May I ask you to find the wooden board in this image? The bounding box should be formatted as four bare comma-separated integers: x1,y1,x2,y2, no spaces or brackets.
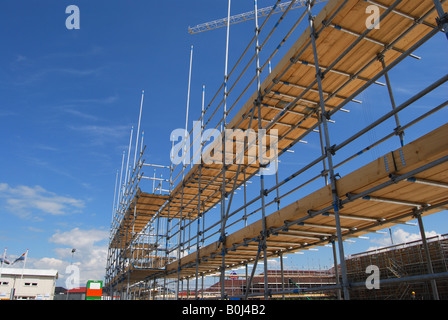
156,0,444,223
110,190,169,249
165,123,448,279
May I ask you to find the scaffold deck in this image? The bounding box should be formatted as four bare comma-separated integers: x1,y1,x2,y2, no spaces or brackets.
166,122,448,279
157,0,444,221
110,190,169,249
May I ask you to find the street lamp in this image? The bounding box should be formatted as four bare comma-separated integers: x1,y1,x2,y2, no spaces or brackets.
66,249,76,300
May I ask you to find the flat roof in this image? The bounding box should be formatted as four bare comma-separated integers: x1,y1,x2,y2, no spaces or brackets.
0,268,58,278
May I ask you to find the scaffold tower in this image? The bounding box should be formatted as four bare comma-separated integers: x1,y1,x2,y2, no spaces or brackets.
105,0,448,300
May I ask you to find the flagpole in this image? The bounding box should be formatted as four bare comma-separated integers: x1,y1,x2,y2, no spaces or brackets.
21,249,28,279
0,248,6,278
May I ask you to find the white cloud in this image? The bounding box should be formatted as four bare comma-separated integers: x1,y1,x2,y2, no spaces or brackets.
68,124,129,146
27,226,44,233
50,227,108,250
15,55,27,63
68,95,118,105
3,225,107,288
0,183,84,218
48,228,109,286
367,227,440,251
9,67,104,86
33,257,66,270
393,228,439,243
25,228,109,287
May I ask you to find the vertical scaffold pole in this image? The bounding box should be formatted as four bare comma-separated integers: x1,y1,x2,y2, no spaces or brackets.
154,207,162,298
331,240,342,300
111,170,119,222
220,0,232,300
117,151,126,211
185,45,194,155
124,126,134,193
280,252,285,300
140,131,144,156
134,90,145,168
415,211,440,300
195,164,202,299
176,183,185,300
164,139,175,300
254,0,269,300
318,117,329,186
243,172,249,293
201,85,206,130
195,84,206,300
306,0,350,300
176,44,195,300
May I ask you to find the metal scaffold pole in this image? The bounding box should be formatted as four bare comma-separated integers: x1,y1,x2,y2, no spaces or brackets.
254,0,270,300
220,0,232,300
176,184,184,299
134,90,145,168
195,164,202,299
306,0,350,300
415,211,440,300
378,55,405,147
194,84,206,300
124,126,134,195
331,240,342,300
164,140,175,300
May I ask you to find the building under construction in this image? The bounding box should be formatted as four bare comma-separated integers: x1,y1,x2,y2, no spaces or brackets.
105,0,448,300
113,234,448,300
346,233,448,300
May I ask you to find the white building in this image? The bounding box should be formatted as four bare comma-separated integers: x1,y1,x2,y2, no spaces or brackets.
0,268,58,300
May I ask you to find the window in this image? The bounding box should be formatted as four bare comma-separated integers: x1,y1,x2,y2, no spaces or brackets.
24,282,38,286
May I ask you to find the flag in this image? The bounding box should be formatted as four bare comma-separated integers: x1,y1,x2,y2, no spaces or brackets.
1,248,10,265
13,252,27,264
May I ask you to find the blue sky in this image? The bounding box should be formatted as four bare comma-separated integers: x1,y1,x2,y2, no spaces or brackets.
0,1,447,287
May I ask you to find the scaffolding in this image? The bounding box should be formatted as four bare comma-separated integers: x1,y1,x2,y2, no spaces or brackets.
186,269,338,299
105,0,448,300
346,234,448,299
